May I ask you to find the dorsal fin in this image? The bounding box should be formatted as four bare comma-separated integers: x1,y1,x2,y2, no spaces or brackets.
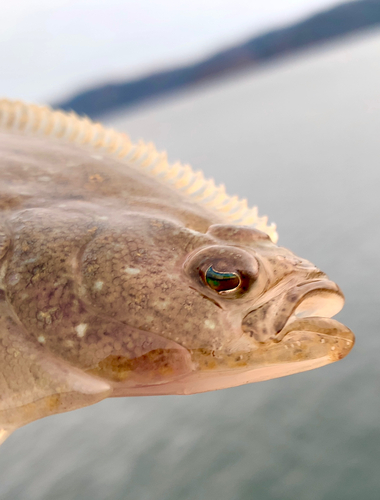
0,428,10,445
0,99,278,242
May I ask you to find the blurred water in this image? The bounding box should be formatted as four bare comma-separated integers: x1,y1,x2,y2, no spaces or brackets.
1,30,380,500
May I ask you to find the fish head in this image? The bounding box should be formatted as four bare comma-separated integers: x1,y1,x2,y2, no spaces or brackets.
77,216,354,395
178,223,354,393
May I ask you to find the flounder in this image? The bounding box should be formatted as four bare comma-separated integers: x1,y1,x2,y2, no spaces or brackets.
0,100,354,444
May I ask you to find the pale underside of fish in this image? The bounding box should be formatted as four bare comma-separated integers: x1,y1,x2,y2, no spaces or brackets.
0,100,354,444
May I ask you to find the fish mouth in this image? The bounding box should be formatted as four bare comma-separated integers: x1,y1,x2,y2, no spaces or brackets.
241,279,349,342
274,280,355,354
275,280,352,343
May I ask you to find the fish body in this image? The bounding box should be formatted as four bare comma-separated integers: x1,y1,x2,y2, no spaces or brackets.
0,100,354,439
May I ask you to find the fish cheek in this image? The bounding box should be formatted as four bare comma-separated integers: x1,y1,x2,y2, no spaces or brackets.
79,222,238,359
81,232,167,327
80,233,195,340
83,264,228,353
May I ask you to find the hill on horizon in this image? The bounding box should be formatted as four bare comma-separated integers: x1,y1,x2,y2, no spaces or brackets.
55,0,380,118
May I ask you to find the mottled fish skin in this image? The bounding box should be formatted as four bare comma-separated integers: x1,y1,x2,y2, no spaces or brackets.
0,100,354,440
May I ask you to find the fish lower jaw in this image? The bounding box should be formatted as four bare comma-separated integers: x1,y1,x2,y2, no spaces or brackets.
110,356,335,397
108,316,354,398
110,320,354,397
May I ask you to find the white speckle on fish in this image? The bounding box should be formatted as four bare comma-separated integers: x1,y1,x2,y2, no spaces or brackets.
94,281,104,291
75,324,88,338
125,267,140,275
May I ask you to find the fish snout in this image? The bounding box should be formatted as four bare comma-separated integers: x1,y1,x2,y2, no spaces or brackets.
241,280,345,343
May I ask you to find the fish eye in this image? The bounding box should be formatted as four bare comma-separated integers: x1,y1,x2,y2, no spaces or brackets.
184,245,260,299
205,266,240,293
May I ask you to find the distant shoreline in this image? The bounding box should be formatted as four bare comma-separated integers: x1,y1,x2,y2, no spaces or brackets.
54,0,380,118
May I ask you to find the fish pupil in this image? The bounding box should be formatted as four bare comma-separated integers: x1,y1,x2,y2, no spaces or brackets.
205,266,240,292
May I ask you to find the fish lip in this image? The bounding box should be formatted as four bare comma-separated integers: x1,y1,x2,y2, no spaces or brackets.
280,279,345,319
278,316,355,343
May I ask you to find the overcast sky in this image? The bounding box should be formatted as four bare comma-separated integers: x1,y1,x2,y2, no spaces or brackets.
2,0,352,103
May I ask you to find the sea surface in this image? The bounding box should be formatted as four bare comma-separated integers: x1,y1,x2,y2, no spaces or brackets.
1,30,380,500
